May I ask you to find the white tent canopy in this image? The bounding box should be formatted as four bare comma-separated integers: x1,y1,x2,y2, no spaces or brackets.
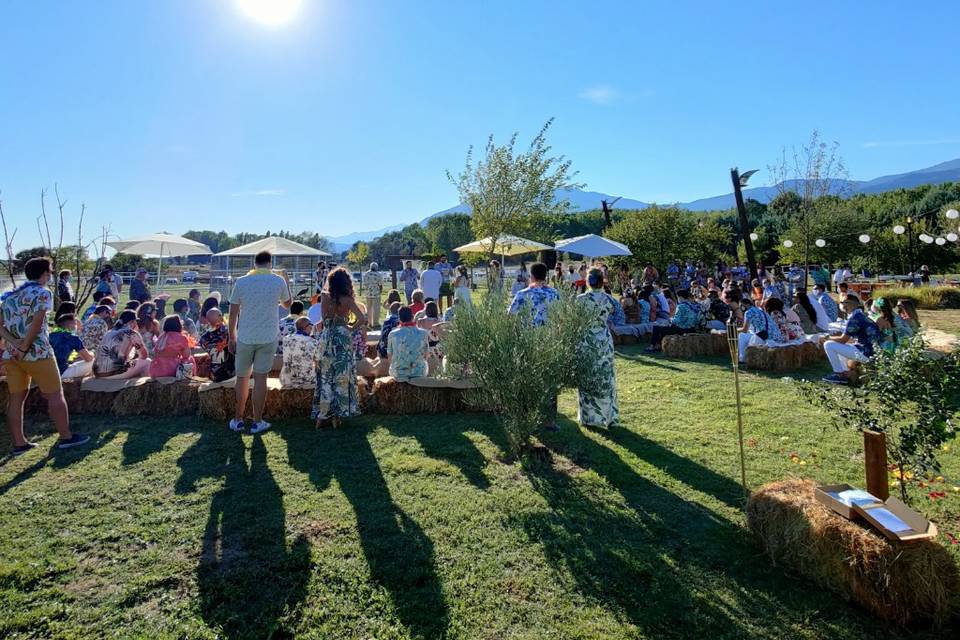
107,233,212,285
554,234,632,258
453,234,551,257
214,236,331,257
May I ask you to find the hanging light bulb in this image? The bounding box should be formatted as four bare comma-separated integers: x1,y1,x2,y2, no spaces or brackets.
947,232,959,242
749,232,759,241
935,237,946,246
893,225,906,235
946,208,959,220
815,238,826,248
919,234,934,244
783,239,794,248
858,234,871,244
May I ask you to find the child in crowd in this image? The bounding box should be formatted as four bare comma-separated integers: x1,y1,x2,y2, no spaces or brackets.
409,290,425,317
149,315,196,378
187,289,202,324
199,308,235,382
50,314,94,379
80,304,113,353
172,298,199,341
277,300,305,355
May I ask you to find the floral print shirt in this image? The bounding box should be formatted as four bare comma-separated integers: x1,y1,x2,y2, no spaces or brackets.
378,313,400,358
844,309,881,357
1,282,54,361
817,292,839,322
671,300,701,330
508,285,560,327
199,324,234,381
281,332,318,388
93,327,145,375
80,316,110,352
387,325,429,381
744,306,783,342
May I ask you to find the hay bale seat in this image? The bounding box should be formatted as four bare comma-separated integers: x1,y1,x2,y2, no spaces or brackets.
197,377,373,421
370,377,481,414
613,333,650,346
661,332,727,358
747,478,959,626
11,378,202,416
744,341,825,371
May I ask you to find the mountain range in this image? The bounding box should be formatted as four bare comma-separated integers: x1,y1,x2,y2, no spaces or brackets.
327,158,960,251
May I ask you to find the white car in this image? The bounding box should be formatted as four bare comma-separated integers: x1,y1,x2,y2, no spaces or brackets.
165,276,179,284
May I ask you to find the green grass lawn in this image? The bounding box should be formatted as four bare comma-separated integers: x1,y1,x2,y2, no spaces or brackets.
1,349,958,638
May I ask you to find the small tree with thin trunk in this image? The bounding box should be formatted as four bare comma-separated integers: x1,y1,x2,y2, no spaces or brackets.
447,119,583,261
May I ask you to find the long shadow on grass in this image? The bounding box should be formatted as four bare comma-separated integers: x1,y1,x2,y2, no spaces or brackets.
280,425,450,640
586,424,744,510
518,417,883,638
383,415,508,490
176,431,311,639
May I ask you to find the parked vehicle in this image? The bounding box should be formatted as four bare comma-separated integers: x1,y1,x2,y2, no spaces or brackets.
182,270,199,283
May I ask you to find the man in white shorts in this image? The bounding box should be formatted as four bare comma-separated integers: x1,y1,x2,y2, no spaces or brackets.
228,250,291,434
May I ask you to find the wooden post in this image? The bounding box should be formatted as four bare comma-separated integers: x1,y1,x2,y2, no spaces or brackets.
863,430,889,500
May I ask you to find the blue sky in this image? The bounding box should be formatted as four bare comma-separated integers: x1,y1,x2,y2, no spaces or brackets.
1,0,958,250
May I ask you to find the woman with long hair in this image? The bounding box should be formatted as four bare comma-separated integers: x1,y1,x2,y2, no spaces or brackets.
149,315,196,378
453,265,472,306
874,297,911,353
895,298,920,332
136,302,161,358
790,288,819,335
312,267,367,427
416,300,444,376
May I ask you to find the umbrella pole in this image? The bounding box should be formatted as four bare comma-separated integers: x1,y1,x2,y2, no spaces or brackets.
157,243,164,288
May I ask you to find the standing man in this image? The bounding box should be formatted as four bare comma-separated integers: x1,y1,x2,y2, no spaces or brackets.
129,267,152,303
314,261,328,296
1,257,90,455
362,261,383,328
508,262,561,430
436,254,454,312
419,261,442,305
57,269,73,303
227,251,291,435
101,264,122,300
399,260,419,304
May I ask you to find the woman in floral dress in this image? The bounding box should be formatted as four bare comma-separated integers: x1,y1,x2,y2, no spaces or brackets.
312,268,367,427
576,268,619,428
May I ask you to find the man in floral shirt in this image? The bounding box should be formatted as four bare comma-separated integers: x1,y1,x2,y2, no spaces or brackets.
80,304,112,352
280,317,318,388
508,262,560,327
362,262,384,328
0,257,90,455
508,263,561,430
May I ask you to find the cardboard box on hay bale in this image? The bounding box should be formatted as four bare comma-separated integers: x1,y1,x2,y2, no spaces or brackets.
747,478,957,627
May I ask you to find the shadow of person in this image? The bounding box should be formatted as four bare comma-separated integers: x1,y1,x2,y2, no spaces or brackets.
280,424,450,639
382,415,508,490
585,424,745,509
177,432,310,639
518,416,884,636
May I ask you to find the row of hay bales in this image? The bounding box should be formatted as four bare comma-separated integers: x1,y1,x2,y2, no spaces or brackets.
0,377,482,420
659,332,827,370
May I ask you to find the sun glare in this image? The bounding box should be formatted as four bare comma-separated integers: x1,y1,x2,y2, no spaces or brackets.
237,0,303,26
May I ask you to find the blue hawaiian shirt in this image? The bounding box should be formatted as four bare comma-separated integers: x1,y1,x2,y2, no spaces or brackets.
607,295,626,326
637,298,651,323
744,305,783,342
671,300,701,330
817,292,839,322
509,285,560,327
844,309,881,357
377,313,400,358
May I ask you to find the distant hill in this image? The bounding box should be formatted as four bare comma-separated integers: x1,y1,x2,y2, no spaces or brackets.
332,158,960,248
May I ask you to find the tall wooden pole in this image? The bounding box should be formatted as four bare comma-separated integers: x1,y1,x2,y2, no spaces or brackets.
864,430,889,500
731,168,759,283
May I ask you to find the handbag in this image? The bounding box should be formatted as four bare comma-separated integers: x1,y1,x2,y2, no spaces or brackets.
756,313,770,341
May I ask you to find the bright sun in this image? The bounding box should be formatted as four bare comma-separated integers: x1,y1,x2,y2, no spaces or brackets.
236,0,303,26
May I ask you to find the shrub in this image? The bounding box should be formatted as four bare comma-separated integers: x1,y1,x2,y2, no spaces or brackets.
442,288,601,455
872,286,960,310
798,335,960,501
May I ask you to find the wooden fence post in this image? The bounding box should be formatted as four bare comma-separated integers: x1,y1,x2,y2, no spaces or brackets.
863,430,889,500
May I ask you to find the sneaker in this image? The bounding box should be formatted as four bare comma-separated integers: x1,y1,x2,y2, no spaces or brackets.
249,420,272,435
822,373,849,385
56,434,91,450
228,419,245,433
12,442,38,456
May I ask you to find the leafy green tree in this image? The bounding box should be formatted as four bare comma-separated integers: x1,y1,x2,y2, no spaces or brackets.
447,119,582,259
347,242,371,268
425,213,473,259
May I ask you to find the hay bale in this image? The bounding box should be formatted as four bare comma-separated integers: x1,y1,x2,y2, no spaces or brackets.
198,384,233,421
744,342,825,371
357,376,374,413
112,380,201,416
662,332,727,358
371,377,475,414
747,478,959,626
193,353,211,379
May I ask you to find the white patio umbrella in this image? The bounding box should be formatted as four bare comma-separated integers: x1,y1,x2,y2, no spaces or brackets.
107,233,212,285
554,234,632,258
453,234,551,257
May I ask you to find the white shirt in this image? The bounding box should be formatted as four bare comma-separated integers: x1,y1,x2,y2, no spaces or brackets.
229,271,291,344
420,268,442,301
